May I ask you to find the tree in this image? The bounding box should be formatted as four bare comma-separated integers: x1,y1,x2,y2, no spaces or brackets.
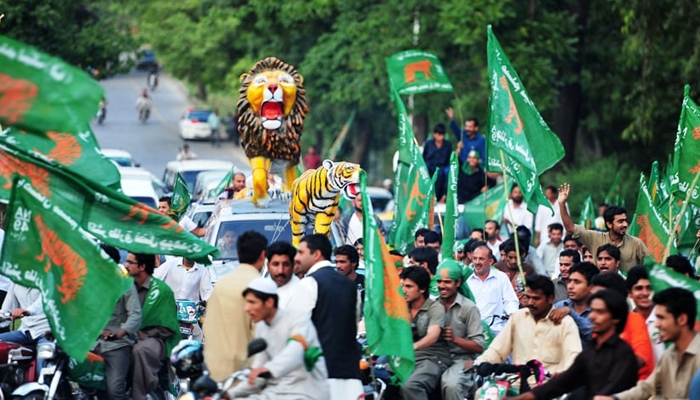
0,0,136,78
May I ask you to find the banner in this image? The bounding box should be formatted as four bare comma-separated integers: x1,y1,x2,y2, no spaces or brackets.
671,85,700,205
386,50,453,95
646,258,700,323
169,173,191,221
634,174,676,262
442,152,459,260
485,26,565,214
361,170,414,384
0,127,120,199
388,86,437,253
0,139,219,263
462,182,506,232
0,36,103,135
1,179,132,360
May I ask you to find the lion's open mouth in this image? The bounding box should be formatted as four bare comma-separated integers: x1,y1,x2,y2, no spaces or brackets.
261,100,283,130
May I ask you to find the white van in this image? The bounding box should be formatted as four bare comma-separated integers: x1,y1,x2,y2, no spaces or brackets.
118,167,167,208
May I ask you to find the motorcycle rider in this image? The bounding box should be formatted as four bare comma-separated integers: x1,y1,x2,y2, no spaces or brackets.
97,97,107,123
224,277,329,400
147,67,158,90
135,90,152,121
94,244,142,400
0,282,51,374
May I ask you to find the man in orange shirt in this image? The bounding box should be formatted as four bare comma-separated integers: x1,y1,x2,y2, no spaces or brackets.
589,272,654,380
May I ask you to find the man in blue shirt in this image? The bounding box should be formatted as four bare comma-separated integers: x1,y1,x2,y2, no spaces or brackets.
549,262,600,347
422,123,452,201
445,108,486,164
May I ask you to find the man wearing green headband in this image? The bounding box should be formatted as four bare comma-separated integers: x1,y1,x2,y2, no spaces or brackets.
436,260,485,400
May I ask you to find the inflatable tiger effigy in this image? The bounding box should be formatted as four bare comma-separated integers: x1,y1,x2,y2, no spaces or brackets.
237,57,308,207
289,159,361,246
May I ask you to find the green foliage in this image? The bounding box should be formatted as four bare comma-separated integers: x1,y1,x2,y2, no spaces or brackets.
541,158,640,217
0,0,136,78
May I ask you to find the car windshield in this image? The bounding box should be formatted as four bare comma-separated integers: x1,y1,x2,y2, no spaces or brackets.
191,210,212,228
110,157,133,167
215,219,292,260
187,111,211,121
130,196,156,208
181,171,201,194
370,197,392,212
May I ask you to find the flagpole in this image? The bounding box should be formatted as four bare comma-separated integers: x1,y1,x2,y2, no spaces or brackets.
499,150,527,288
664,168,700,261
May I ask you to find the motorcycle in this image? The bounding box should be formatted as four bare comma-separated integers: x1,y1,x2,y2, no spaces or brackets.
472,360,550,400
172,338,267,400
176,300,205,340
148,73,158,91
0,312,39,399
357,334,388,400
139,108,151,123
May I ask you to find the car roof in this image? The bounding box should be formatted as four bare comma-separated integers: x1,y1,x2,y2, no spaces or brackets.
118,166,156,180
213,198,290,219
365,186,393,199
101,148,133,158
165,159,234,172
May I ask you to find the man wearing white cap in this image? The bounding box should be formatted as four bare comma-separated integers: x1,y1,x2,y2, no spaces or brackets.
226,278,329,400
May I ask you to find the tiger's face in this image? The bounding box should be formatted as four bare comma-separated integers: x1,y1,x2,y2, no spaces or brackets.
324,160,361,200
245,70,298,131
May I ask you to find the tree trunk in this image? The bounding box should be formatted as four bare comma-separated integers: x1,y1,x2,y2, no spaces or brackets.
314,129,324,153
554,0,590,163
529,0,537,19
412,114,429,144
350,117,370,166
197,81,207,101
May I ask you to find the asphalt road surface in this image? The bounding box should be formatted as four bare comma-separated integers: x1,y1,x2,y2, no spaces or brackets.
92,70,248,180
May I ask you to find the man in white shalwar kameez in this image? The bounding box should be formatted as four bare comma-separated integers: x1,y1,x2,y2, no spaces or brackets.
227,278,329,400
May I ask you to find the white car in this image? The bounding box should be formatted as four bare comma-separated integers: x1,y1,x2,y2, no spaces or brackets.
162,159,235,193
179,108,213,140
118,167,167,208
101,148,139,167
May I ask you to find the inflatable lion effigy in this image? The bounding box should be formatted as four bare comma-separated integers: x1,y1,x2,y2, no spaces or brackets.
289,159,361,246
237,57,308,208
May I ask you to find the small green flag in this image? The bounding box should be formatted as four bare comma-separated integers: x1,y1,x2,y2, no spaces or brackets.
671,85,700,205
388,86,437,253
0,36,104,135
361,170,415,384
212,169,234,200
442,152,459,260
169,173,191,221
485,26,565,215
634,174,675,262
1,178,133,360
0,139,219,263
0,127,121,199
646,257,700,323
648,161,661,204
386,50,453,95
578,194,596,230
462,182,506,232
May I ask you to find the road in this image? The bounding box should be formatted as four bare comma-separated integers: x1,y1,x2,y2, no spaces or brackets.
92,70,248,179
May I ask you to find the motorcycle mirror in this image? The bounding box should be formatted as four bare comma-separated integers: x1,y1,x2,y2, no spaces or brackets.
247,338,267,357
192,375,218,394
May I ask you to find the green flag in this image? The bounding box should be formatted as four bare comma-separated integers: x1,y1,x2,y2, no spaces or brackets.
485,26,565,214
646,258,700,323
386,50,453,95
0,36,104,135
1,178,132,360
212,168,234,199
0,127,121,199
671,85,700,205
442,152,459,260
360,170,415,384
578,194,597,230
169,173,191,221
634,174,676,262
388,86,437,253
603,170,622,205
0,139,219,263
648,161,661,204
462,182,506,232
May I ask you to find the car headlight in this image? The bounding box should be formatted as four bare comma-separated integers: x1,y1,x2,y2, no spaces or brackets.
37,343,57,360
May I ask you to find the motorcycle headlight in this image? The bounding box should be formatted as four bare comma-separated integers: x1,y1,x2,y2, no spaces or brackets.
37,342,57,360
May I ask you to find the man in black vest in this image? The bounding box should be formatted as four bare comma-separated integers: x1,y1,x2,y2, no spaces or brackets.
293,234,363,400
